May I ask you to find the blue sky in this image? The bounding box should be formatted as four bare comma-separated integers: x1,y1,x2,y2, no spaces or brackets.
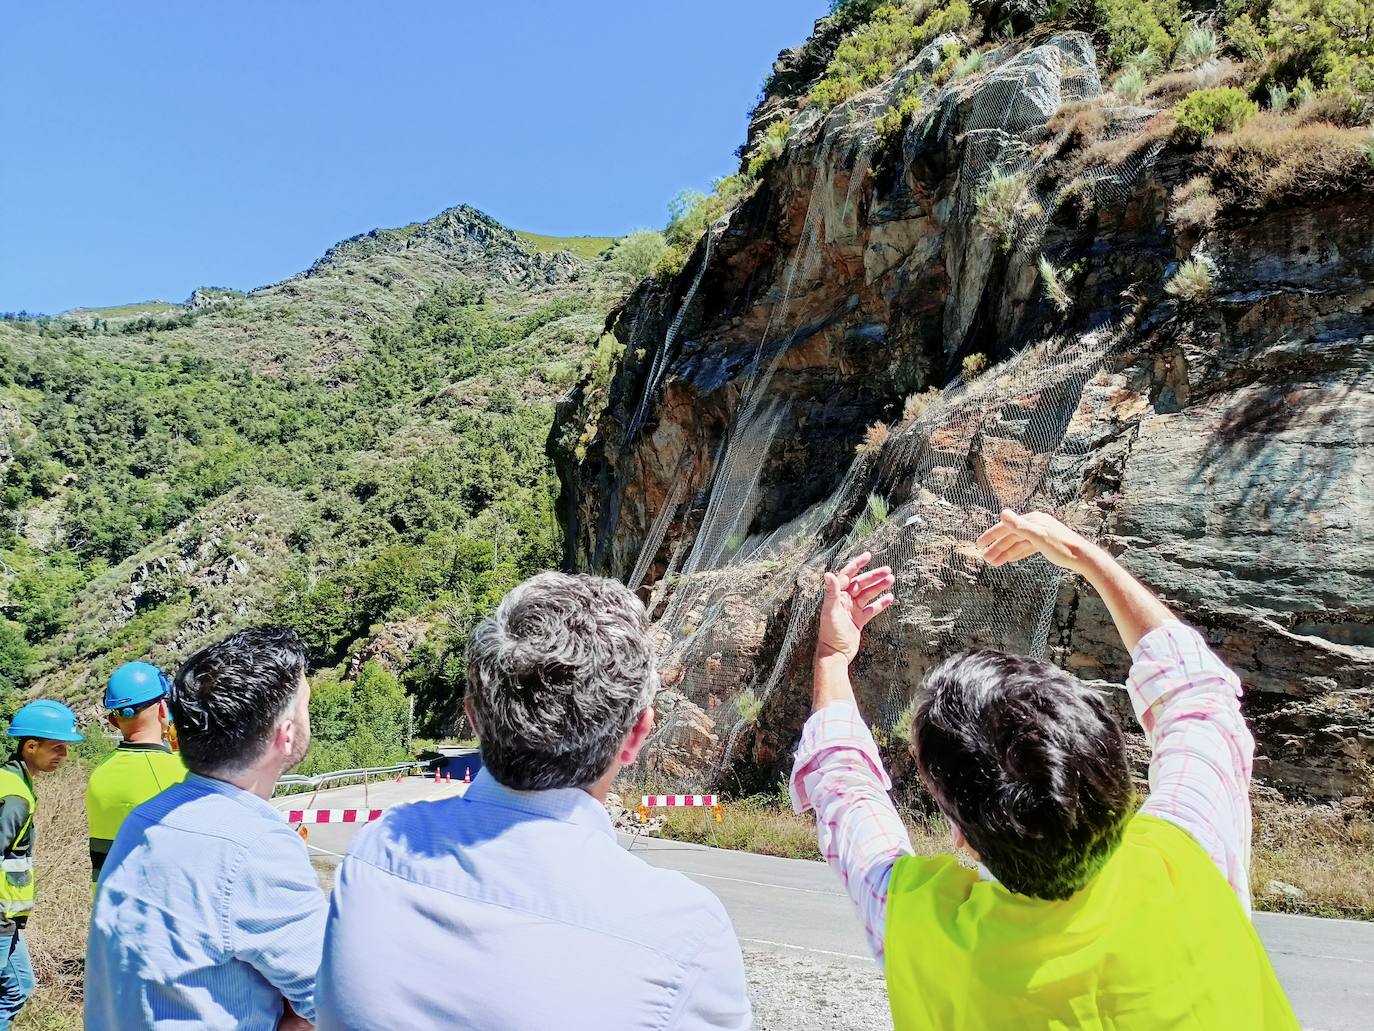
1,1,828,314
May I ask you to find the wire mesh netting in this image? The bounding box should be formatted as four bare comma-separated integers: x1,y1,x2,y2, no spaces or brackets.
623,38,1165,788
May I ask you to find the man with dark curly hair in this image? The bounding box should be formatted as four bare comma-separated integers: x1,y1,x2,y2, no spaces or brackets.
793,509,1299,1029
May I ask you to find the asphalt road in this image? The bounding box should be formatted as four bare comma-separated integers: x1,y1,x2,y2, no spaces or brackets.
278,778,1374,1031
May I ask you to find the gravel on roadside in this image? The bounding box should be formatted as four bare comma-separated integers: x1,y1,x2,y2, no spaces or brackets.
743,946,892,1031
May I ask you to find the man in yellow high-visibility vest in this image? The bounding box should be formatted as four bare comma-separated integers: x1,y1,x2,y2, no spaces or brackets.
0,699,82,1030
793,510,1299,1029
86,662,186,886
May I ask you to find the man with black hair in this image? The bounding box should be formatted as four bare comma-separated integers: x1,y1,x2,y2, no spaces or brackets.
792,510,1299,1029
85,627,325,1031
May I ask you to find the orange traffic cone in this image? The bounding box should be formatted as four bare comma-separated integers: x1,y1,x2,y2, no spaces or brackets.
464,767,471,784
445,771,452,783
434,769,440,783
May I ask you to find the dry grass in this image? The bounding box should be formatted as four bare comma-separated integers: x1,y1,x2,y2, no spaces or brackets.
1047,100,1110,147
1252,792,1374,921
1206,114,1374,209
901,387,942,425
656,793,952,863
1169,175,1221,230
15,762,88,1030
855,421,890,455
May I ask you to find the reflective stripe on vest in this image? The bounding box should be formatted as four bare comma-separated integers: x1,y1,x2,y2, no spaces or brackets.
884,813,1300,1030
0,768,36,921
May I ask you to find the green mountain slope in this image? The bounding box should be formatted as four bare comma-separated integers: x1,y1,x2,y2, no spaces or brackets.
0,206,629,737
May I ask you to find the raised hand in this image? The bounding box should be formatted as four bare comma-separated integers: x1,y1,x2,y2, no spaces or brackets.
976,509,1095,574
816,552,896,664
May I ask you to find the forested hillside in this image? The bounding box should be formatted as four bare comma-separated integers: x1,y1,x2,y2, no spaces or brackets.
0,207,648,765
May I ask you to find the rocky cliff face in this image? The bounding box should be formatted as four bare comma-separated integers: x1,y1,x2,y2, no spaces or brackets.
553,20,1373,799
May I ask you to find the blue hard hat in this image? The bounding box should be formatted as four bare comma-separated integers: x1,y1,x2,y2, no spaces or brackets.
7,700,84,743
104,661,170,714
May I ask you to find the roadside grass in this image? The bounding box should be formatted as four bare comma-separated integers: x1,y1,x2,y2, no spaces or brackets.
1252,793,1374,921
653,787,1374,922
646,786,953,863
16,762,88,1030
514,231,618,260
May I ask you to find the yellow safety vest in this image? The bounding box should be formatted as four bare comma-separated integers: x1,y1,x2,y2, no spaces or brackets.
885,813,1299,1030
86,742,187,885
0,764,36,925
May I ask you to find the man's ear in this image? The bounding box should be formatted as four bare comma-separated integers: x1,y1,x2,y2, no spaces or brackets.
107,712,120,731
463,696,480,736
618,707,655,767
274,714,296,758
158,699,169,722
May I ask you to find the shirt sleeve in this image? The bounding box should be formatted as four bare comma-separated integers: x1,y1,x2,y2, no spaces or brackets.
789,702,914,961
671,898,752,1031
1128,622,1255,911
226,827,329,1021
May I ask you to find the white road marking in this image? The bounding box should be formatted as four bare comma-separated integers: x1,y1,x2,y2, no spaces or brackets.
739,937,871,962
683,870,845,897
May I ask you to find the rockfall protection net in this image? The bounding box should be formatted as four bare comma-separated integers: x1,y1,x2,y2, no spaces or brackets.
623,41,1166,788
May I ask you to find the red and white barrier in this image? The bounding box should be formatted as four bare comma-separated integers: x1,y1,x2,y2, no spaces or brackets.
642,794,718,808
638,794,723,824
287,808,384,824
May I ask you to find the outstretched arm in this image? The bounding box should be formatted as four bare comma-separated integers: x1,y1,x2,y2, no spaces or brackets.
977,509,1173,651
979,510,1256,909
791,554,910,961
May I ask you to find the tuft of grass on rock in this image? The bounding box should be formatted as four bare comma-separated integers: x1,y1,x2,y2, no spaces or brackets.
1164,254,1218,301
1038,255,1074,314
973,168,1042,252
1113,66,1149,104
1169,175,1220,229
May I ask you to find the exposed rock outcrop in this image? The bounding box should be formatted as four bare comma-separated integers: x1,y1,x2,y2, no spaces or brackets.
553,23,1373,799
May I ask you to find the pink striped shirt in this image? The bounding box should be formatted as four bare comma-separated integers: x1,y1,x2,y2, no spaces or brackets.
789,622,1255,961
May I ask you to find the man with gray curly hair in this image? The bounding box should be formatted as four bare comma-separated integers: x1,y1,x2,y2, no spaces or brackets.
317,572,752,1030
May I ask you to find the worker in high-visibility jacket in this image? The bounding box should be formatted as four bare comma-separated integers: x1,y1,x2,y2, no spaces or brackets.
86,662,186,886
0,699,82,1030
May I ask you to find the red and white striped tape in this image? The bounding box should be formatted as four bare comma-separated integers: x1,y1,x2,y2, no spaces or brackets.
641,794,718,809
287,808,384,824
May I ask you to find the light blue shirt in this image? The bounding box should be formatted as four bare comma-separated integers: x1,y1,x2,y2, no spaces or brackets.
317,771,752,1030
85,773,327,1031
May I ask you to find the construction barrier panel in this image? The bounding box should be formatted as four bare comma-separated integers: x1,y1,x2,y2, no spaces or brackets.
287,808,385,824
639,794,723,823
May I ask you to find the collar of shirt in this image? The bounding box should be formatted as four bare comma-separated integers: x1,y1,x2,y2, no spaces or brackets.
462,769,615,842
117,740,173,753
182,772,284,822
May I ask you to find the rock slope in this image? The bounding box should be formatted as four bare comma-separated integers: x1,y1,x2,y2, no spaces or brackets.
553,18,1373,799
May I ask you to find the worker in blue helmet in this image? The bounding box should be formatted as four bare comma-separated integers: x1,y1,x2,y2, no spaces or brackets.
0,699,82,1029
86,663,186,887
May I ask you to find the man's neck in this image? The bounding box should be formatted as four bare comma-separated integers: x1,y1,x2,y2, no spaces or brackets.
122,725,164,746
584,763,618,804
204,760,284,801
